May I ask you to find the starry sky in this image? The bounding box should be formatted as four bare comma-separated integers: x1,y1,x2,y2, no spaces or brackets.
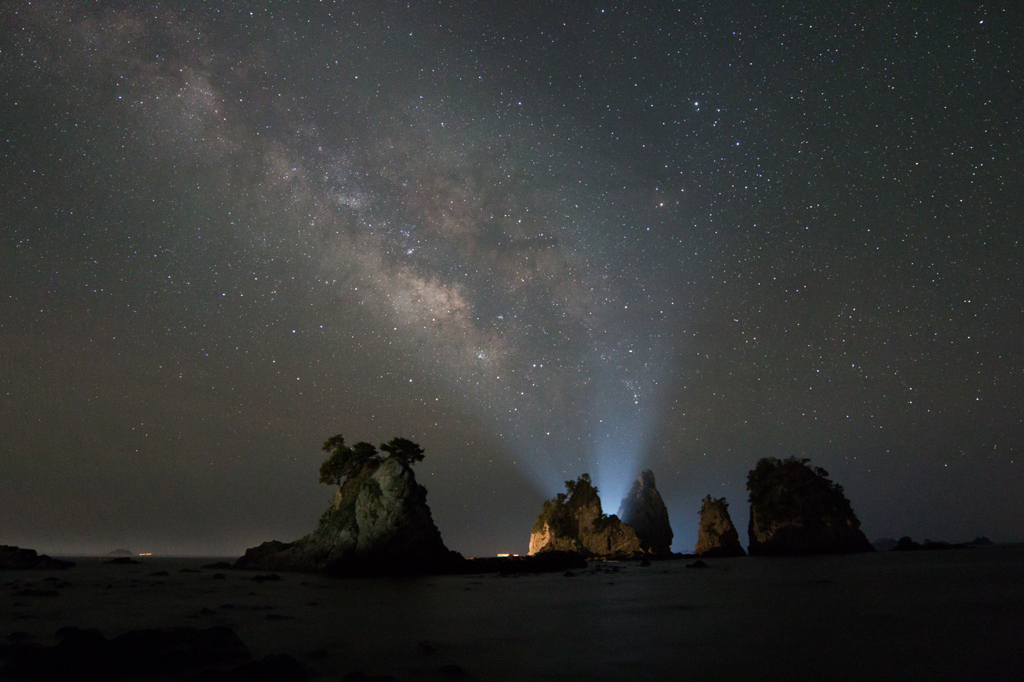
2,1,1021,557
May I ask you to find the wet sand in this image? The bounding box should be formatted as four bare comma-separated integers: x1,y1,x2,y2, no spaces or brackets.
3,547,1023,680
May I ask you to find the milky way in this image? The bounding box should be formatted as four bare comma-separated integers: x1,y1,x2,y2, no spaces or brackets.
2,2,1021,556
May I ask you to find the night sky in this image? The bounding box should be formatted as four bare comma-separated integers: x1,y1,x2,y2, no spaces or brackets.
2,1,1021,557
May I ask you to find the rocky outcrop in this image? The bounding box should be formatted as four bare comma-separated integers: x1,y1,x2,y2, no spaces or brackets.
236,456,461,575
0,545,75,570
746,457,873,556
694,496,745,557
529,474,642,558
617,470,674,555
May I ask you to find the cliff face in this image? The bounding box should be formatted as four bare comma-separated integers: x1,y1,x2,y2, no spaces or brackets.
529,474,642,558
236,456,458,575
694,496,745,557
746,457,873,556
617,470,674,555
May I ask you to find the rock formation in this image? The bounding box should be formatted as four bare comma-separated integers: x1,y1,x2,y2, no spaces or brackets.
694,496,746,557
529,474,642,558
617,470,674,555
236,451,460,575
0,545,75,570
746,457,873,555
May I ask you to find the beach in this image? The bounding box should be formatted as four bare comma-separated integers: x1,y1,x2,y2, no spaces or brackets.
3,547,1023,680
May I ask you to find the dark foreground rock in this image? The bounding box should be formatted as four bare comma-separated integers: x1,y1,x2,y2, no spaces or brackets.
0,546,74,570
746,457,873,556
617,470,674,556
694,496,746,557
529,474,642,559
235,455,462,576
0,626,303,681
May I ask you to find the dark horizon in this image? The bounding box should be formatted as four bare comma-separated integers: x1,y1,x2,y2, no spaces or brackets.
2,1,1021,559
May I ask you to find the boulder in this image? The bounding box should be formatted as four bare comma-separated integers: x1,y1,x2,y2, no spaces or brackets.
746,457,873,556
529,474,642,558
694,496,745,557
235,456,461,575
0,545,75,570
617,470,674,555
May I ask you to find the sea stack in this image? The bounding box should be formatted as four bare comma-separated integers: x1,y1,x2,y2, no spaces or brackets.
236,439,460,575
529,474,642,558
617,470,674,555
693,496,745,557
746,457,873,556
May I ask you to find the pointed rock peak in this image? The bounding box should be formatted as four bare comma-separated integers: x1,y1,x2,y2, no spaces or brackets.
694,495,745,557
617,469,674,556
637,469,657,488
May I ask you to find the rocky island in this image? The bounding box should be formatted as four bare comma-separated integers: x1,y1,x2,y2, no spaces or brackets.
236,436,462,576
694,496,745,557
529,474,643,558
746,457,873,555
617,470,674,556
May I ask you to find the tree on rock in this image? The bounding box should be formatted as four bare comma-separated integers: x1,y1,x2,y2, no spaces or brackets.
380,437,425,466
529,473,642,558
238,433,458,576
319,436,380,487
694,495,745,557
746,457,873,555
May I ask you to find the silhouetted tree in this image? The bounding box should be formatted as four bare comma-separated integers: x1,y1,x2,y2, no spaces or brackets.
532,473,604,535
380,437,425,466
564,473,593,496
319,435,379,486
351,441,379,463
746,456,856,525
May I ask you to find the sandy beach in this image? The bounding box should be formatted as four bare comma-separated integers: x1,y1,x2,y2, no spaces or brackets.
2,547,1022,680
